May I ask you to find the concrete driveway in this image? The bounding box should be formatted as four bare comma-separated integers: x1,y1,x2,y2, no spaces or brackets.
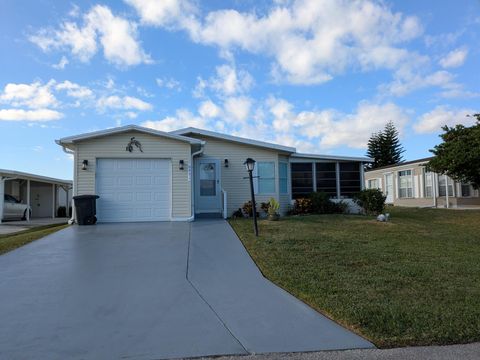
0,220,373,359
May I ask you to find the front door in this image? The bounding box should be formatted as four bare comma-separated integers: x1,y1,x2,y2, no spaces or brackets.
195,158,221,214
385,173,394,203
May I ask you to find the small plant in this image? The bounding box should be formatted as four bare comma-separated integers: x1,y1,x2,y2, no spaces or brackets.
353,189,386,215
242,200,259,217
309,192,338,214
232,208,243,218
260,202,270,214
267,197,280,221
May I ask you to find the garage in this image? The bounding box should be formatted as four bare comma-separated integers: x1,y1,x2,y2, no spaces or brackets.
95,158,172,222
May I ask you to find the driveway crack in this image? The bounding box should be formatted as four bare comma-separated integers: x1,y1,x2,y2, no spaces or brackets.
185,223,249,355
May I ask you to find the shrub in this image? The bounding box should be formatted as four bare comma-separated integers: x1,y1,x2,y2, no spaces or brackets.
292,197,313,215
309,192,339,214
232,208,244,218
353,189,386,215
242,200,259,217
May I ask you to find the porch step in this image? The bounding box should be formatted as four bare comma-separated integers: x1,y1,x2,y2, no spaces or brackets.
195,213,223,219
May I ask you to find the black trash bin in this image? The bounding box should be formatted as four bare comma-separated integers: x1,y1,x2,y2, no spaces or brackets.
73,195,99,225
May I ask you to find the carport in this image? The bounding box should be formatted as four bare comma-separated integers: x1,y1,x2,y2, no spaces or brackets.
0,169,72,223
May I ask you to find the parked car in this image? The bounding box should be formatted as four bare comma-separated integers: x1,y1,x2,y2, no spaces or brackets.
3,194,31,220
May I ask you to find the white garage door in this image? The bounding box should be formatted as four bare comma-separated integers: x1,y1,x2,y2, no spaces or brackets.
95,159,171,222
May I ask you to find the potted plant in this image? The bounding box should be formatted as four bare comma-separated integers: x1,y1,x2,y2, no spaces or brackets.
267,197,280,221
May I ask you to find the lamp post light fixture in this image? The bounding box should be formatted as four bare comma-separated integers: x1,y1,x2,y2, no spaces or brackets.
243,157,258,236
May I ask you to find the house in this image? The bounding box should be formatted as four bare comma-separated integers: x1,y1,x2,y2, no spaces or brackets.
0,169,72,223
56,125,371,223
364,157,480,208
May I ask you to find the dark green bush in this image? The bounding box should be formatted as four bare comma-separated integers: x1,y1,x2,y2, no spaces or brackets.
242,200,259,217
309,192,340,214
353,189,386,215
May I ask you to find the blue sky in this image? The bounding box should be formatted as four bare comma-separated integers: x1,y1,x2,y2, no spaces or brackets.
0,0,479,179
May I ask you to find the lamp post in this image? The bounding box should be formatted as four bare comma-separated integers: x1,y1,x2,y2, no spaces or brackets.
244,158,258,236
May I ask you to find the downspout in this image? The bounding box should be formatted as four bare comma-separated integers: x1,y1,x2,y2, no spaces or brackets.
188,143,205,222
59,142,76,224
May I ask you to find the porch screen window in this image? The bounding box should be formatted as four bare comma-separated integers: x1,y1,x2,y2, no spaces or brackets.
424,170,433,198
291,163,313,199
279,162,288,194
461,183,471,197
438,176,454,197
257,162,275,194
316,162,337,197
398,170,413,198
339,162,361,197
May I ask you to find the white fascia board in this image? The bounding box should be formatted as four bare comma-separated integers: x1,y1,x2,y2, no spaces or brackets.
57,125,204,145
171,127,296,153
0,169,72,186
292,152,373,162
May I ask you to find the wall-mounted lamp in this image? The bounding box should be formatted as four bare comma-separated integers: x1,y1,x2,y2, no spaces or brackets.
224,159,229,168
179,160,185,170
82,160,88,171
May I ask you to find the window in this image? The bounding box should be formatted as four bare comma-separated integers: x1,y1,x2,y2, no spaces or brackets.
423,170,433,198
339,162,361,197
438,176,454,197
398,170,413,198
368,179,379,189
279,162,288,194
291,163,313,199
461,183,471,197
316,162,337,197
257,162,275,194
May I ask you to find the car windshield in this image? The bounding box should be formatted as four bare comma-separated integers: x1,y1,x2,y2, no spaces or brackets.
4,194,19,203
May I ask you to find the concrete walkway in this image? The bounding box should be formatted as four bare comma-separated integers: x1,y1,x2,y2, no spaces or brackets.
0,220,372,359
198,342,480,360
0,217,69,234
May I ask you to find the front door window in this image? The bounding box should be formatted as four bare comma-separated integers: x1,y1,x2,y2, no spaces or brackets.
200,163,216,196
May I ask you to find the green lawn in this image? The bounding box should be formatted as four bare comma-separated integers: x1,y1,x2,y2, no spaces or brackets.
229,207,480,348
0,223,70,255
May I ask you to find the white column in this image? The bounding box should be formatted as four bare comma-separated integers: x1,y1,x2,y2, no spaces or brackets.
335,162,341,199
52,184,56,218
0,177,5,224
433,173,437,208
359,162,365,190
26,180,30,221
444,174,449,208
312,163,317,192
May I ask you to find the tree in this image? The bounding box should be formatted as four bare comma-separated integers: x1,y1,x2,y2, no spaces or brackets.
366,121,405,169
428,114,480,189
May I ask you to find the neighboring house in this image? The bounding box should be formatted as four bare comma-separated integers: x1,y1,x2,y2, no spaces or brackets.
0,169,72,223
56,125,371,223
365,157,480,208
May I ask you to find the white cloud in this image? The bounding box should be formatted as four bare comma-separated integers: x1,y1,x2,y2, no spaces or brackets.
182,0,422,84
30,5,151,67
56,80,93,99
0,108,63,121
142,108,208,132
414,106,475,134
198,100,221,118
52,56,69,70
156,77,181,91
224,96,252,122
96,95,153,111
0,80,58,109
124,0,196,27
439,47,468,68
194,64,253,97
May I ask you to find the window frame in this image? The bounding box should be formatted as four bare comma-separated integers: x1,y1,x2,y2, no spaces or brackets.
368,178,379,189
279,162,289,195
255,161,276,195
423,169,434,198
398,169,414,199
